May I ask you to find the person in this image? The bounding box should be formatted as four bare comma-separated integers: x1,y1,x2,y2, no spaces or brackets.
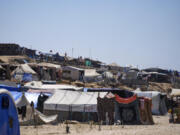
21,105,26,120
21,92,27,121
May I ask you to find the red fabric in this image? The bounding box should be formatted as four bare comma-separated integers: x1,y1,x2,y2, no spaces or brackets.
115,94,137,104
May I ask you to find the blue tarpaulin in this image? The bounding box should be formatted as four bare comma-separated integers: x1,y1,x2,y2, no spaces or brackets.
0,90,20,135
0,85,20,92
10,91,51,108
22,73,33,82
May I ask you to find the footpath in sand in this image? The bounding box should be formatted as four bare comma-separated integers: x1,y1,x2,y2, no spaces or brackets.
21,115,180,135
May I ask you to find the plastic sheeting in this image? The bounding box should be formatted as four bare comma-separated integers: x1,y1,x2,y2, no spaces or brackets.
25,81,83,91
10,91,51,108
0,89,20,135
0,85,20,92
44,90,107,112
15,93,29,108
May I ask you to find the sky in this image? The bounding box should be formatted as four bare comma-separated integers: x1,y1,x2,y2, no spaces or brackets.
0,0,180,70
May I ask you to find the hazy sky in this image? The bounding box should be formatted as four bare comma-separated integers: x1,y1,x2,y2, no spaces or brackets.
0,0,180,70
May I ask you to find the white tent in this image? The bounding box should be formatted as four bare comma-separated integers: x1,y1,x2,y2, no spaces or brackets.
62,66,84,81
44,90,107,112
134,90,167,115
83,69,101,82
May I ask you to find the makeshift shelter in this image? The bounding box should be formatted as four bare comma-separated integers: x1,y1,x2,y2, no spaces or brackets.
113,90,141,124
108,63,121,70
0,89,20,135
142,68,170,75
62,66,84,81
10,91,52,108
12,64,38,82
36,62,61,81
97,92,115,125
9,91,56,125
102,71,113,79
44,90,107,122
124,70,138,80
134,90,167,115
97,91,154,125
83,69,101,83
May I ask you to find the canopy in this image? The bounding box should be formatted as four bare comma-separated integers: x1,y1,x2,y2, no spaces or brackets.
44,90,107,112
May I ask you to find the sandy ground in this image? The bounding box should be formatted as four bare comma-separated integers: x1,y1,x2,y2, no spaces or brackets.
20,115,180,135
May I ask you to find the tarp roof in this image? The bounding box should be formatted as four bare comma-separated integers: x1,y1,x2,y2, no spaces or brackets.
44,90,107,112
62,66,84,71
38,63,61,69
84,69,100,77
25,81,83,91
12,64,36,74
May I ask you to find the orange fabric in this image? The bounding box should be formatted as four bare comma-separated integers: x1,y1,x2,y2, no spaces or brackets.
115,94,137,104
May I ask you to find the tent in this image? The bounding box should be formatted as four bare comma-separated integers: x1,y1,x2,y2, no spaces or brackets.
83,69,101,82
113,90,141,124
9,91,56,125
134,90,167,115
44,90,107,122
62,66,84,81
97,91,154,125
0,89,20,135
11,64,38,82
44,90,107,112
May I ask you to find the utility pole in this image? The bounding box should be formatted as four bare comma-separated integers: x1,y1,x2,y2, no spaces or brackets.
72,48,74,58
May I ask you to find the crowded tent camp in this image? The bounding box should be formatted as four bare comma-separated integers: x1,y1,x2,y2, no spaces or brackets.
0,43,180,135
